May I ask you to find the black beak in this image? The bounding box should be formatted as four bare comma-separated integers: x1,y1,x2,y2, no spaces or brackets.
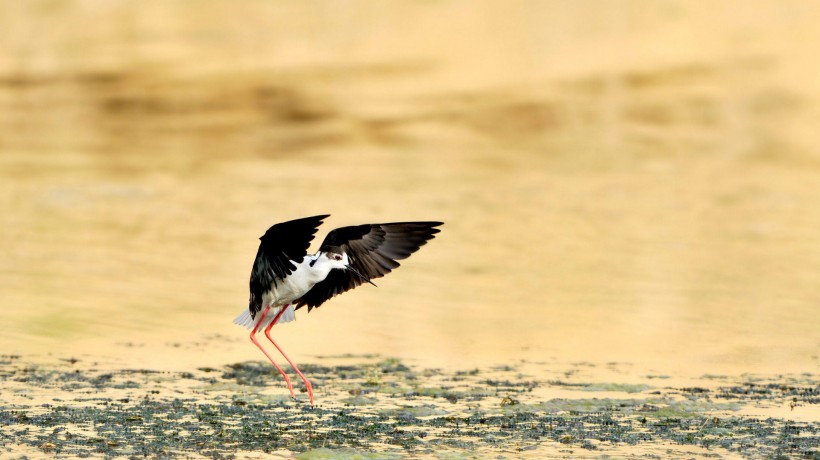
347,266,377,287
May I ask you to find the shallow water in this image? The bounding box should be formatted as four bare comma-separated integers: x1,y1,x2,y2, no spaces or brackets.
0,2,819,456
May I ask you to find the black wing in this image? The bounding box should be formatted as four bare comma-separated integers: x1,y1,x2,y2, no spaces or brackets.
249,215,330,318
295,221,443,311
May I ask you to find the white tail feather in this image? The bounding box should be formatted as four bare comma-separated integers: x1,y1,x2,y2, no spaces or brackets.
233,305,296,331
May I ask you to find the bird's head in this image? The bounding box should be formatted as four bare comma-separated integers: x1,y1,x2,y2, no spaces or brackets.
322,250,350,269
318,249,377,286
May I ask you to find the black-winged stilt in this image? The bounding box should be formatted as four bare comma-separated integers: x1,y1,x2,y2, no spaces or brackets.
234,215,442,404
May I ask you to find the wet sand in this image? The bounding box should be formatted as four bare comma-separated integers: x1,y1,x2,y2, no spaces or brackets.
2,351,817,459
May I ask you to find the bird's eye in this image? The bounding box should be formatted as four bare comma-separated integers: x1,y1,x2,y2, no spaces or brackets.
334,254,342,261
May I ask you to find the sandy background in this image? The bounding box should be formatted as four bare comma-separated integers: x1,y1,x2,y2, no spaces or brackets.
1,1,819,379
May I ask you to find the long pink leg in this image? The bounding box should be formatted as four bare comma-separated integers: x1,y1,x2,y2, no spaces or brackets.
250,306,296,399
264,305,314,405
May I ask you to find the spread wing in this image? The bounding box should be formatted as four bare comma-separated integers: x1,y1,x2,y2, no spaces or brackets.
295,221,443,311
249,214,329,318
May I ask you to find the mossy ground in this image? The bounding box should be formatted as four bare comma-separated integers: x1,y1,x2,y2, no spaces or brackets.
0,355,817,458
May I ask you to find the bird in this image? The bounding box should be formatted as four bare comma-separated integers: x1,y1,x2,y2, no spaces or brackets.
233,215,443,405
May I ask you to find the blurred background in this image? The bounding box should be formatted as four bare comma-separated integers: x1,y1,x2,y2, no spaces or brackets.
0,1,818,376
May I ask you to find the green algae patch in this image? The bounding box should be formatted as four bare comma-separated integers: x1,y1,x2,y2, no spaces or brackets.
647,399,743,419
578,382,653,393
548,380,653,393
378,404,449,418
298,447,403,459
341,395,379,406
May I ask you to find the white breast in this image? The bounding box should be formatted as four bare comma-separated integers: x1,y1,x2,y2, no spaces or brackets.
261,260,316,308
234,254,333,331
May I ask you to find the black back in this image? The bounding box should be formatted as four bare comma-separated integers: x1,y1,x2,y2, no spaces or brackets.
249,215,329,318
295,221,443,311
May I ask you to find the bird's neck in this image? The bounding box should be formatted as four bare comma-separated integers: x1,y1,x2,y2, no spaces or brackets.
301,254,337,283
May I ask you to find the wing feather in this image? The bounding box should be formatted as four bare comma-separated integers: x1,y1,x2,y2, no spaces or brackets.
249,215,329,318
295,221,442,311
